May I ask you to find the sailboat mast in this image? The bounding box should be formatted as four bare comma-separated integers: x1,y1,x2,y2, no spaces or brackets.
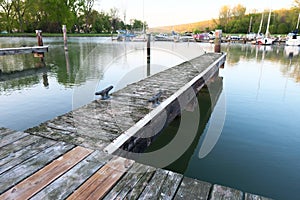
248,16,253,34
258,12,264,35
142,0,145,33
265,9,272,37
296,13,300,30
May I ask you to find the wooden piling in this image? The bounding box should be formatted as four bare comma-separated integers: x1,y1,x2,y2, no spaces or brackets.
35,30,44,61
35,30,43,46
214,30,222,53
147,34,151,63
62,25,68,51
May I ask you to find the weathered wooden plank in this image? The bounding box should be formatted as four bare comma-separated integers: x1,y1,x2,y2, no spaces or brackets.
210,184,243,200
0,146,92,200
0,128,15,137
0,130,28,148
138,168,169,199
0,46,48,56
0,135,41,160
174,177,211,200
158,171,183,200
0,137,57,174
0,142,74,194
245,193,273,200
31,150,112,200
123,165,156,199
103,163,155,200
67,157,134,200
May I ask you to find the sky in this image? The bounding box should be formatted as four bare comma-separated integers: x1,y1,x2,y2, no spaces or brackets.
94,0,296,27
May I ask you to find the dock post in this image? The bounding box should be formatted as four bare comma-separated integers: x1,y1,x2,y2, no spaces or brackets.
147,34,151,76
147,34,151,63
214,29,222,53
62,25,68,51
35,30,43,46
35,30,44,61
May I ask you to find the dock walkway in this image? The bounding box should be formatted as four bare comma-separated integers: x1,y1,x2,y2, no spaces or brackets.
0,128,271,200
0,52,272,199
0,46,48,56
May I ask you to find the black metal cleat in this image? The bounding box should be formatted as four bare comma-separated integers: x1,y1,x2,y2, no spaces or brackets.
148,91,162,107
95,85,113,100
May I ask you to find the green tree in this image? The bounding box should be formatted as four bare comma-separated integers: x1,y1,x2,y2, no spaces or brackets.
12,0,34,32
231,4,246,18
0,0,14,32
277,23,289,33
219,5,231,32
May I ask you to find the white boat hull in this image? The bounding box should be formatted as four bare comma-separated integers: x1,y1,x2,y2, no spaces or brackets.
256,37,274,45
286,35,300,46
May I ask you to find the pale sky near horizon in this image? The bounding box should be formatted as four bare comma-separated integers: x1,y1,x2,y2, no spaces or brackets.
95,0,296,27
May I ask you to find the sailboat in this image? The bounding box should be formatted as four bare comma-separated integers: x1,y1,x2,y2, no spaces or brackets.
286,13,300,46
256,10,275,45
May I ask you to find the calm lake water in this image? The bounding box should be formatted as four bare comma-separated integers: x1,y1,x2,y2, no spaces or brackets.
1,37,300,199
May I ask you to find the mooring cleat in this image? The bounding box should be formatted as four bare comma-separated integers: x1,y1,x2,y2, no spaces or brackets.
95,85,113,100
148,91,162,107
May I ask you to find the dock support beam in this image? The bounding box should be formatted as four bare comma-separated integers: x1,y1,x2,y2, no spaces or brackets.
214,30,222,53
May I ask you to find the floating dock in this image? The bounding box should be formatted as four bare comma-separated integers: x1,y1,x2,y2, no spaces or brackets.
0,52,272,199
0,46,48,56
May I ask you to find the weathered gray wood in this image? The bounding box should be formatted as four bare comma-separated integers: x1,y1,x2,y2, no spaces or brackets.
210,184,243,200
0,46,48,56
0,130,28,148
67,157,134,200
0,142,73,194
31,150,112,200
0,128,15,136
0,146,92,200
25,53,226,154
0,137,57,174
123,167,156,200
103,163,155,200
245,193,273,200
174,177,211,200
0,135,41,160
138,168,169,199
158,171,183,200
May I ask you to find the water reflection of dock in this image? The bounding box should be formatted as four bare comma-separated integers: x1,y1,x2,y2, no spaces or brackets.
0,53,270,199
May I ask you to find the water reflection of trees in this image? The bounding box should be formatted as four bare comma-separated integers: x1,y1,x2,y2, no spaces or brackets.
223,44,300,83
0,75,40,92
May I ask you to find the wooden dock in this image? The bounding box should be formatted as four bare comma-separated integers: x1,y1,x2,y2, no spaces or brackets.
0,128,272,199
0,52,273,199
0,46,48,56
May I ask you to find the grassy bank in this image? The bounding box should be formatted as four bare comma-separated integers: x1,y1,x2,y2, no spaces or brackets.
0,33,116,37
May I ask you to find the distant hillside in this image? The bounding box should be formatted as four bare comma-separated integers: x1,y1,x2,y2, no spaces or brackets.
149,19,218,33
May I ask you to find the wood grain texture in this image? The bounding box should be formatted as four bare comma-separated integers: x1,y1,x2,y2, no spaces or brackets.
210,184,243,200
245,193,273,200
31,150,112,200
0,130,28,148
0,142,74,194
174,177,211,200
0,146,92,200
103,163,156,200
67,157,134,200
